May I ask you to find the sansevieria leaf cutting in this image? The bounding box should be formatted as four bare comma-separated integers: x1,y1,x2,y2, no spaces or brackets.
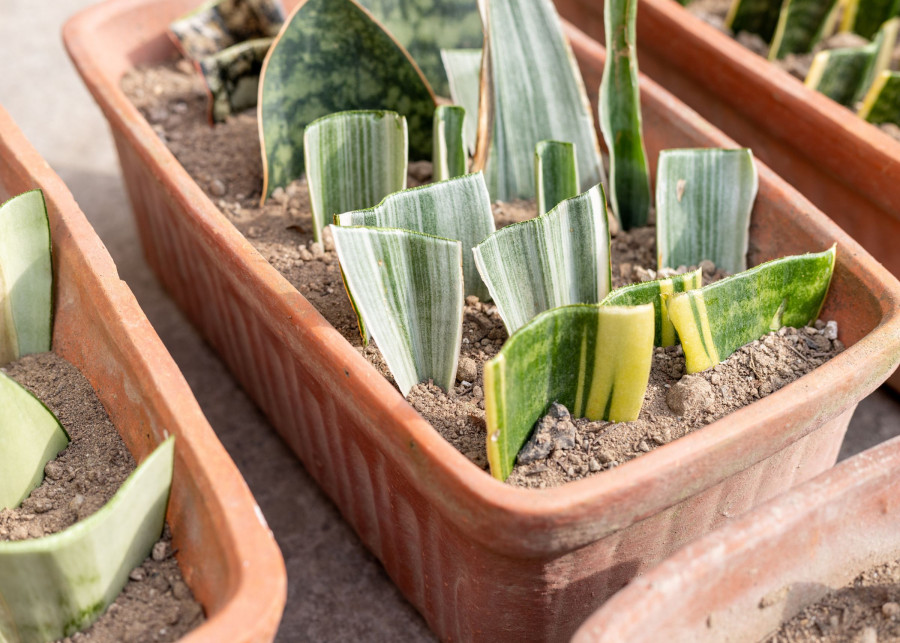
768,0,840,59
667,247,836,374
725,0,782,42
535,140,579,216
484,304,655,481
169,0,284,60
840,0,900,39
433,105,468,181
859,70,900,124
200,37,273,122
441,48,482,155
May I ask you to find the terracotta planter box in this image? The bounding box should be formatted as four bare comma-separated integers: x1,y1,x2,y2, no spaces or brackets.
554,0,900,389
65,1,900,640
0,106,286,641
573,434,900,642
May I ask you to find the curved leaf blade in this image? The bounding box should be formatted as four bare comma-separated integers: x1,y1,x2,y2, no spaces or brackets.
859,70,900,124
170,0,284,60
769,0,840,59
535,140,579,215
433,105,468,181
841,0,900,39
441,48,482,155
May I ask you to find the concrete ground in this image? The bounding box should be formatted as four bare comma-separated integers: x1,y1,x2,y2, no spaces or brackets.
3,1,900,640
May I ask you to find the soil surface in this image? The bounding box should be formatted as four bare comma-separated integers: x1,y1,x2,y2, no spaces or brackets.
0,352,204,642
766,558,900,642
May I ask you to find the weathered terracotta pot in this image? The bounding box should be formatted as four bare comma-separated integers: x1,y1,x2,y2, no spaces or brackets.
64,1,900,640
574,434,900,642
554,0,900,389
0,105,286,641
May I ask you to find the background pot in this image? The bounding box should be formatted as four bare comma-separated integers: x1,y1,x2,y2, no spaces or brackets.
0,104,286,642
554,0,900,390
64,1,900,640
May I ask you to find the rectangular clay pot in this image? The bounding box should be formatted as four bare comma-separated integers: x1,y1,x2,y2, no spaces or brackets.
0,105,286,641
64,1,900,640
553,0,900,389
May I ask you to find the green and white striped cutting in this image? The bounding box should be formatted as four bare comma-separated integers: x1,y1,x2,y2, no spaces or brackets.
433,105,468,181
305,110,408,242
0,437,174,643
859,70,900,125
656,148,758,275
336,172,495,302
769,0,841,59
473,184,611,334
330,226,463,395
484,304,655,481
0,190,53,366
441,48,482,155
602,268,703,346
666,246,836,373
535,140,579,215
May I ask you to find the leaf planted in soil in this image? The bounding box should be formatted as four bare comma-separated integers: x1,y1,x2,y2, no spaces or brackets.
840,0,900,40
169,0,285,60
330,226,463,396
199,37,273,122
725,0,783,43
769,0,841,59
433,105,468,181
666,246,836,373
441,48,482,155
473,184,611,334
258,0,436,199
535,140,579,216
656,148,758,275
0,437,175,643
859,70,900,125
484,304,655,481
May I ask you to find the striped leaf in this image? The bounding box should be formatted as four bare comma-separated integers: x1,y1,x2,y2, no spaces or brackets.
355,0,483,97
199,37,273,122
259,0,436,199
769,0,841,59
484,304,655,481
666,247,836,374
0,372,69,511
0,190,52,367
433,105,468,181
330,226,463,396
602,268,703,346
859,70,900,124
0,438,174,643
335,172,495,302
441,48,482,155
601,0,652,229
305,111,408,242
473,184,611,334
472,0,604,202
656,148,758,275
841,0,900,39
535,140,579,215
169,0,284,60
725,0,783,42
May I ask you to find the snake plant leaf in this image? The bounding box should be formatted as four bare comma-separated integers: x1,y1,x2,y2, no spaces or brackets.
602,268,703,346
170,0,284,60
666,247,836,374
355,0,483,97
0,437,174,643
0,190,52,366
535,140,579,215
656,148,758,275
841,0,900,39
601,0,652,229
200,37,273,122
441,49,482,155
335,172,495,301
472,0,604,202
473,184,611,335
305,110,408,242
859,70,900,124
330,226,463,396
484,304,655,481
259,0,436,200
0,372,69,511
769,0,841,59
433,106,468,181
725,0,783,42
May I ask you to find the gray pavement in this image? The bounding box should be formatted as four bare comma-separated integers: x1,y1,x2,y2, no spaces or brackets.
3,1,899,641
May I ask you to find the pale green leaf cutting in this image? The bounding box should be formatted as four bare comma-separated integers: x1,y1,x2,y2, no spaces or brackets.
335,172,495,301
666,247,836,374
840,0,900,39
473,184,611,334
200,37,273,122
601,0,652,229
433,105,468,181
330,226,463,396
305,110,408,242
0,437,174,643
484,304,655,481
535,140,579,216
769,0,841,59
441,48,482,155
472,0,604,202
725,0,782,42
859,70,900,124
0,190,53,366
602,268,703,346
258,0,436,199
656,148,758,275
170,0,284,60
0,372,69,510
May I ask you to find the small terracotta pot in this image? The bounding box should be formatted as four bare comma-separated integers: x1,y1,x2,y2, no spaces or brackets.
554,0,900,390
573,435,900,642
64,1,900,640
0,105,286,641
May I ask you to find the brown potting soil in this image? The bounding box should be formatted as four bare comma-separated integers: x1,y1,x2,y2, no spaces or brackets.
765,558,900,642
121,59,841,488
0,352,204,642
